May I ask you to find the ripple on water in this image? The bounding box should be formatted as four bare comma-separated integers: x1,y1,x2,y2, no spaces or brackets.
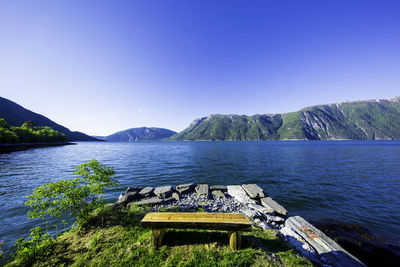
0,140,400,257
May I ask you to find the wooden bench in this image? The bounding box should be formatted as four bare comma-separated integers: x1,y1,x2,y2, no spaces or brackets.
141,212,252,250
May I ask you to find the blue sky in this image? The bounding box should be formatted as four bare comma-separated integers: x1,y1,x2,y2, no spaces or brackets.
1,0,399,135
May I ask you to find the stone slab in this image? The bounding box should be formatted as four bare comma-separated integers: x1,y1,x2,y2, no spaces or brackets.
248,203,273,214
260,197,287,216
139,187,154,197
212,190,225,198
176,183,196,194
195,184,209,196
226,185,255,204
241,184,265,199
126,186,143,194
135,197,174,206
154,186,173,199
210,185,227,192
117,191,138,205
172,192,180,200
282,216,365,266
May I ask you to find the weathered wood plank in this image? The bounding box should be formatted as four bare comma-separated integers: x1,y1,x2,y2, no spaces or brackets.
141,212,252,231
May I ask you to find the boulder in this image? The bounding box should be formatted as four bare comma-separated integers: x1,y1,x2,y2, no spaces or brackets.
210,185,227,192
176,183,196,194
154,186,173,199
248,203,273,214
117,191,138,205
242,209,264,220
139,187,154,198
126,186,143,194
266,215,285,223
134,197,174,206
280,223,319,262
241,184,265,199
260,197,287,216
226,185,255,204
195,184,209,196
211,190,225,198
281,216,365,266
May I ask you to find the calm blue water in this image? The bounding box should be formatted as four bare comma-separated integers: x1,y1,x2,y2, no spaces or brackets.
1,141,400,256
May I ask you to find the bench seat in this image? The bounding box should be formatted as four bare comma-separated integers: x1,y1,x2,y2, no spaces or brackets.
141,212,252,250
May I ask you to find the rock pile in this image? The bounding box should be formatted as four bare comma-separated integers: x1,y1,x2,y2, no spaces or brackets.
115,183,365,266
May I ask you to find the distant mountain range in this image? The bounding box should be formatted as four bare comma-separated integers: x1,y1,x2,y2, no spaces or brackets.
106,127,176,141
171,96,400,140
3,95,400,142
0,96,97,141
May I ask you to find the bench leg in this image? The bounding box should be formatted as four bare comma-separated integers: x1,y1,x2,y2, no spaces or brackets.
151,228,165,247
228,231,241,250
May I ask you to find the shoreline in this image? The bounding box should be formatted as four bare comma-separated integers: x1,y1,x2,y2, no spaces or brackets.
0,142,76,153
115,183,366,266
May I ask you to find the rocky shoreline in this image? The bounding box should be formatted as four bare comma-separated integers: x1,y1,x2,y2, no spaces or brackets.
0,142,75,153
115,183,366,266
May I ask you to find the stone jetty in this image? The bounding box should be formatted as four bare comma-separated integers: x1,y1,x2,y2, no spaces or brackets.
115,183,365,266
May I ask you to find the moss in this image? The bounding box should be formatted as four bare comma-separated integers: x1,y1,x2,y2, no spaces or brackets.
6,205,311,267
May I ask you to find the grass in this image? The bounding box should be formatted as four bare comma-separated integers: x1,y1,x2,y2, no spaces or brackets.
6,205,312,267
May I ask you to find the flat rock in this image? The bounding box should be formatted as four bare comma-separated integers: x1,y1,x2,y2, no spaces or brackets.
172,192,180,200
226,185,255,204
126,186,143,194
176,183,196,194
210,185,227,192
242,209,264,220
242,184,265,199
282,216,365,266
195,184,209,196
266,215,285,223
211,190,225,198
261,197,287,216
248,203,273,214
280,224,319,262
135,197,173,206
139,187,154,197
154,186,173,199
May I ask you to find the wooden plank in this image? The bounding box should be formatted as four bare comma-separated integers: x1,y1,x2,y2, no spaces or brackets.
141,212,252,231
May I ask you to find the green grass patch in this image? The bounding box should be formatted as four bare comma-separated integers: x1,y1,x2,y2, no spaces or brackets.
6,205,311,267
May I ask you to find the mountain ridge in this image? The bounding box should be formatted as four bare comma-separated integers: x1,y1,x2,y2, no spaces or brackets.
0,96,97,141
106,127,176,142
170,97,400,141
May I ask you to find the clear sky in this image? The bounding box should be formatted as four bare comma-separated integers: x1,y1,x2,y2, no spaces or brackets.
1,0,399,136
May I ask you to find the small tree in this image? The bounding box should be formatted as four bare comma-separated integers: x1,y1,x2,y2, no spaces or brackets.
25,159,117,224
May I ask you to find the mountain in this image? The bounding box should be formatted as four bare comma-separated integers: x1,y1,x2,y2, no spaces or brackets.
0,96,97,141
106,127,176,141
92,136,106,140
170,97,400,140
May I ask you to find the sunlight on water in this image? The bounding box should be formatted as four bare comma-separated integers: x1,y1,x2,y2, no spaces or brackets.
1,141,400,255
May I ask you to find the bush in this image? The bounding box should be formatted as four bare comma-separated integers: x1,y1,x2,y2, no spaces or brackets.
25,159,117,225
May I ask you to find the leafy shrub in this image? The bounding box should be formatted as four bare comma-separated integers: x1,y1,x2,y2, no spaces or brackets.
25,159,117,225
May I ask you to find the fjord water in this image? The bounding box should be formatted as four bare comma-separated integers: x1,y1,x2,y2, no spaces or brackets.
1,141,400,254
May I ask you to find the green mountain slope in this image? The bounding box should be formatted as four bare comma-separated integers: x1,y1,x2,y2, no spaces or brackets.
106,127,176,141
171,97,400,140
0,96,97,141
